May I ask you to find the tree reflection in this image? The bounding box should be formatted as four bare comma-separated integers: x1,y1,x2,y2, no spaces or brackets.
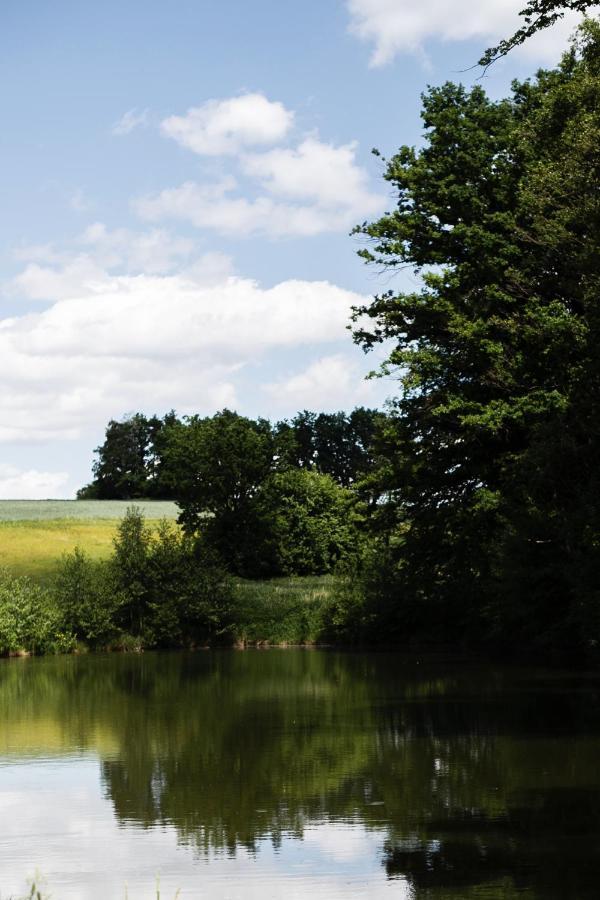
0,652,600,898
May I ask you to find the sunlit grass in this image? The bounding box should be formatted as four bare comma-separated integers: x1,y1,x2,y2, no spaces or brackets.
0,500,179,521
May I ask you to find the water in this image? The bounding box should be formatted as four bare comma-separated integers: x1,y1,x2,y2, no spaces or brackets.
0,650,598,899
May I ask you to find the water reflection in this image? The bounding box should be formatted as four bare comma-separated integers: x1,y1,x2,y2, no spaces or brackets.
0,651,599,898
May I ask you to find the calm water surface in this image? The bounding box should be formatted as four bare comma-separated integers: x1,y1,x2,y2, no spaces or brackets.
0,650,598,899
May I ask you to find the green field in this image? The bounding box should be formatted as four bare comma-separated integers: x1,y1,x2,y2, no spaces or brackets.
0,502,333,644
0,500,179,521
0,500,180,582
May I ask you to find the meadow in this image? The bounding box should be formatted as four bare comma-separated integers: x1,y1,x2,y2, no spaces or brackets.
0,500,333,643
0,501,179,583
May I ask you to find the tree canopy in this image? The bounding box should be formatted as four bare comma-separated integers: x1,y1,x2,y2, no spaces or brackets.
353,22,600,653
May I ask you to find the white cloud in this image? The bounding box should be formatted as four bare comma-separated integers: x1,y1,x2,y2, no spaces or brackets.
11,225,208,300
263,354,380,410
242,137,373,207
346,0,585,66
160,93,293,156
0,270,363,442
78,222,196,274
112,107,150,136
13,257,109,302
0,464,69,499
136,138,384,237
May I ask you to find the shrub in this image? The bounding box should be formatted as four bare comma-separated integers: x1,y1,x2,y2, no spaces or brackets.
255,469,365,577
0,569,73,655
54,548,122,648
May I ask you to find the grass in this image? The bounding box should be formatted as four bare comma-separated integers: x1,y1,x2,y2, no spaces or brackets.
0,500,336,641
0,501,179,584
0,519,121,583
233,576,335,645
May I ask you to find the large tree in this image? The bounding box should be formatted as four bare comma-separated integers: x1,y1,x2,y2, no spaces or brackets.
161,410,276,574
78,411,177,499
354,24,600,652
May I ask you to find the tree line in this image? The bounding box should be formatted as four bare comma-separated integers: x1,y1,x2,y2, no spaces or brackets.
78,408,382,578
78,407,382,499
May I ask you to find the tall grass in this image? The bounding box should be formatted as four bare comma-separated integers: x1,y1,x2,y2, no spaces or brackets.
233,576,335,645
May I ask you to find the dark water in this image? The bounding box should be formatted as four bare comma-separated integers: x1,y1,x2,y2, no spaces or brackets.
0,651,599,899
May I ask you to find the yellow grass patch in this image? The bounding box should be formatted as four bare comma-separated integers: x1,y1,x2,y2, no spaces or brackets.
0,519,123,583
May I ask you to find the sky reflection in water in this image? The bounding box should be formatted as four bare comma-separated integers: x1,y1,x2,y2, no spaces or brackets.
0,650,598,899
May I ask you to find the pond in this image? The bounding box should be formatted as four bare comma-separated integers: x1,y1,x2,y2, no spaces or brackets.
0,650,598,899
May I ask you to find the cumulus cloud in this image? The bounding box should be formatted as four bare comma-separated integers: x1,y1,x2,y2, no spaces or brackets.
112,107,150,136
11,224,212,300
135,138,384,237
0,464,69,499
263,354,380,410
0,270,364,442
78,222,196,274
160,93,293,156
346,0,584,66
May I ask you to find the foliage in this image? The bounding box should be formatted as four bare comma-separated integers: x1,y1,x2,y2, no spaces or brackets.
52,508,234,650
232,576,335,644
160,410,276,574
353,24,600,656
81,407,383,502
77,411,178,499
274,407,382,486
55,548,121,648
480,1,598,65
256,469,364,577
0,570,73,656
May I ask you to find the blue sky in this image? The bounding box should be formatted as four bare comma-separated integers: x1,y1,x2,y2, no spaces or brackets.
0,0,587,496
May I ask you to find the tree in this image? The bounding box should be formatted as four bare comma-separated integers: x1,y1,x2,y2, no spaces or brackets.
353,24,600,653
256,469,364,576
480,1,598,66
161,410,276,575
275,408,382,486
78,411,178,499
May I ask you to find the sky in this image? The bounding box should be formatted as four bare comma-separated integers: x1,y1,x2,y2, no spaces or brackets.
0,0,590,497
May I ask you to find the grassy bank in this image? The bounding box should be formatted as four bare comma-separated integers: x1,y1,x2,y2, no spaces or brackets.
0,504,337,652
234,576,335,645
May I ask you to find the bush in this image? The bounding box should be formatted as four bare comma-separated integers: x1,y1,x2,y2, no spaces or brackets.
0,569,73,656
145,520,235,647
54,548,122,648
255,469,364,578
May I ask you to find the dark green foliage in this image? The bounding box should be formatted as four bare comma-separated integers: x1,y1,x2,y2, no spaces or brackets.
275,408,382,486
352,25,600,656
160,410,276,575
55,508,235,650
232,576,334,644
78,411,178,499
480,2,598,66
160,409,374,577
55,548,121,648
80,407,383,503
256,469,364,577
